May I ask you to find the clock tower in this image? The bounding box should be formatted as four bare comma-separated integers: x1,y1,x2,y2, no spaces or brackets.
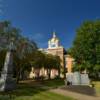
48,32,60,48
47,32,65,78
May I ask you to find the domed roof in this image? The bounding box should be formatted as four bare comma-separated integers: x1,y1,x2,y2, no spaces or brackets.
49,32,59,42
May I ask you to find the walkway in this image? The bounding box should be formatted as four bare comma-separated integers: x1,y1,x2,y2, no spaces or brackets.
50,87,100,100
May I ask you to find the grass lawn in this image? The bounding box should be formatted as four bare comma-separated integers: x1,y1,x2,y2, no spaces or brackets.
43,78,65,88
93,81,100,96
0,79,76,100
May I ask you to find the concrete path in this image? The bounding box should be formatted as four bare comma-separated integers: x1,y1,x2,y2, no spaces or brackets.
50,88,100,100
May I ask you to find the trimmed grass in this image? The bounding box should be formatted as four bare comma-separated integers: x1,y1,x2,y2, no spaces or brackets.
93,81,100,96
14,91,74,100
0,79,76,100
43,78,65,88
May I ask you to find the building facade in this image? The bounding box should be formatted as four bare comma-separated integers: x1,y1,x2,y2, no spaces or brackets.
29,32,74,78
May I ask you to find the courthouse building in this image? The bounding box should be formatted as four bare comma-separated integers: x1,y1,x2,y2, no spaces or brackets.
30,32,74,78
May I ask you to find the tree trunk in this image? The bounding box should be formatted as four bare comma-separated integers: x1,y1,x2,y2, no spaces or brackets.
63,66,66,79
16,71,20,84
58,67,60,78
48,69,51,79
16,68,22,83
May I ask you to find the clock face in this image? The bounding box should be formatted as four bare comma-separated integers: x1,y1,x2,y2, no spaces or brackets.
51,43,56,47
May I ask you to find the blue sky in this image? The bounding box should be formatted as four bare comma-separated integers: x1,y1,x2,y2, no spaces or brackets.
0,0,100,49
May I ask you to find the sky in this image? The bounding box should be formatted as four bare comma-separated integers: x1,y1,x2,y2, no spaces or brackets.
0,0,100,49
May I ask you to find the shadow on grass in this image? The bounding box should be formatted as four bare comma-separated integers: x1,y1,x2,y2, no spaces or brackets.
0,79,65,100
14,84,48,96
43,78,64,88
0,82,48,100
61,85,96,96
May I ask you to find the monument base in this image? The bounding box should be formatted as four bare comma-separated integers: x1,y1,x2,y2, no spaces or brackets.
0,40,16,92
0,78,16,92
65,72,90,86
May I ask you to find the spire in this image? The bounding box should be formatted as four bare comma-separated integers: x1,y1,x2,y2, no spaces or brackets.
53,31,56,38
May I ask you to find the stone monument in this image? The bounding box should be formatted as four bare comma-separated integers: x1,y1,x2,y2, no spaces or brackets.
81,73,90,85
0,39,16,91
65,72,90,86
72,72,81,85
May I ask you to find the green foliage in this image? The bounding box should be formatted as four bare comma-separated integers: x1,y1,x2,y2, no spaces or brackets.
31,51,45,69
92,81,100,96
0,20,37,81
70,20,100,78
44,54,61,78
30,50,61,79
0,20,37,51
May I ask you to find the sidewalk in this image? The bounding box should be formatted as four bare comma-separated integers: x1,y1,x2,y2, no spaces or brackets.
50,88,100,100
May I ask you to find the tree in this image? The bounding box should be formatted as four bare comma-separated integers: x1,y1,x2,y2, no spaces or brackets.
0,20,38,82
13,52,32,83
54,56,61,78
0,21,21,50
44,54,61,79
44,54,54,79
70,20,100,79
31,51,45,78
30,50,61,79
0,50,6,73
